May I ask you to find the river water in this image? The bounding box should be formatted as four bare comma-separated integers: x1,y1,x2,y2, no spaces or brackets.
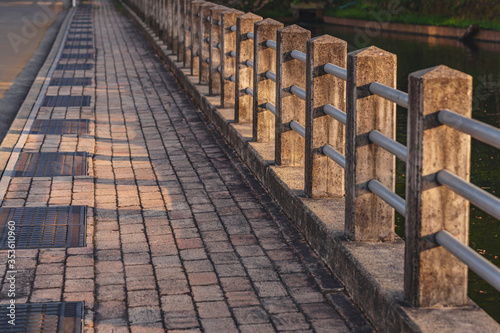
302,23,500,322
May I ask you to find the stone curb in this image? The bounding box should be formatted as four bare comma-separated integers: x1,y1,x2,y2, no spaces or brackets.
121,2,500,332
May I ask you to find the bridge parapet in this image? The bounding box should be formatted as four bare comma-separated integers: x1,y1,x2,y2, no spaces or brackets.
120,0,500,331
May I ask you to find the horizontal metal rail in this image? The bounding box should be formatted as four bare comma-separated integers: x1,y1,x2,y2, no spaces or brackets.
265,102,276,115
206,15,211,21
246,59,254,68
436,169,500,221
265,71,276,82
322,145,346,169
217,66,221,73
324,63,347,81
229,51,236,58
369,82,409,108
216,43,221,49
438,109,500,150
291,50,306,63
247,32,254,40
229,75,236,83
205,58,209,63
217,20,221,26
368,130,407,162
245,87,253,97
230,25,236,32
435,230,500,292
205,37,210,43
290,120,305,138
290,85,305,100
323,104,346,125
266,40,276,50
367,179,406,215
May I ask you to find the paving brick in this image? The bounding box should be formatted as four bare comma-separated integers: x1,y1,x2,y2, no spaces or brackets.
196,301,231,319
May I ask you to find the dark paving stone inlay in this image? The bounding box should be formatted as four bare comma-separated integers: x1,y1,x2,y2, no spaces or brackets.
13,152,88,177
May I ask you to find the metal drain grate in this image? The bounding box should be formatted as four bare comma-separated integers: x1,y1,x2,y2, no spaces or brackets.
66,38,92,42
13,152,88,177
63,45,93,49
60,53,93,59
49,78,91,86
55,63,93,71
67,31,92,35
42,96,91,107
0,302,84,332
0,206,86,249
30,119,90,135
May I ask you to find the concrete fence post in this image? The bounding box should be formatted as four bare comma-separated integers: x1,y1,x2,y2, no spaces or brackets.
209,6,227,96
305,35,347,198
166,0,172,47
235,13,262,123
220,9,243,108
177,0,185,61
405,66,472,308
275,25,310,166
253,18,283,143
184,0,192,67
345,46,397,242
199,2,216,85
190,0,204,76
172,0,179,54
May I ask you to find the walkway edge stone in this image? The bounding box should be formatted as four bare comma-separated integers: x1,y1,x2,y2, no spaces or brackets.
120,2,500,332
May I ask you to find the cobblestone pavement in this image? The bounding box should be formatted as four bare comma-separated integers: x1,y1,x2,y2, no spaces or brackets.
0,0,375,332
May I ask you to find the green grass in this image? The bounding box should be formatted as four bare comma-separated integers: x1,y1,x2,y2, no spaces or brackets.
323,2,500,31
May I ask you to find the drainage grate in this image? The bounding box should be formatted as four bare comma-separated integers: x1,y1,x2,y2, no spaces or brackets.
49,78,91,86
60,53,93,59
42,96,91,107
0,302,84,332
55,63,93,71
67,31,92,35
63,45,93,49
0,206,86,249
13,152,88,177
30,119,90,135
66,38,92,42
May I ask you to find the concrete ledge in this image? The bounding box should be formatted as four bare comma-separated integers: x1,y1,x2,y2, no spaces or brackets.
122,2,500,332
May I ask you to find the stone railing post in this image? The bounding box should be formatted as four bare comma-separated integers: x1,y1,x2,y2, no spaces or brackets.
190,0,204,76
199,2,216,85
166,0,172,47
209,6,227,96
172,0,179,54
220,9,242,108
305,35,347,198
405,66,472,307
183,0,192,68
176,0,185,61
235,13,262,123
345,46,397,241
275,25,310,166
253,18,282,143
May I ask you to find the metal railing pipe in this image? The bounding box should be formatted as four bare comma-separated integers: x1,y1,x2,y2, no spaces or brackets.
323,104,346,125
436,169,500,221
290,85,306,100
367,179,406,215
438,109,500,150
290,120,306,138
247,32,254,40
435,230,500,292
324,63,347,81
322,145,346,169
291,50,306,63
246,59,254,68
266,40,276,50
368,130,407,162
245,87,253,97
229,51,236,58
265,71,276,82
230,25,236,32
265,102,276,115
369,82,409,108
229,75,236,83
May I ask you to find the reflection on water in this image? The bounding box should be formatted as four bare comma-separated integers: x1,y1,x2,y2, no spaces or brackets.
303,23,500,322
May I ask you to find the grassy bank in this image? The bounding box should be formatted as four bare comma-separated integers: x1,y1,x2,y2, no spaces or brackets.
323,1,500,31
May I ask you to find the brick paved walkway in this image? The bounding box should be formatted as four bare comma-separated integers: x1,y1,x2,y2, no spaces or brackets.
0,0,374,332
